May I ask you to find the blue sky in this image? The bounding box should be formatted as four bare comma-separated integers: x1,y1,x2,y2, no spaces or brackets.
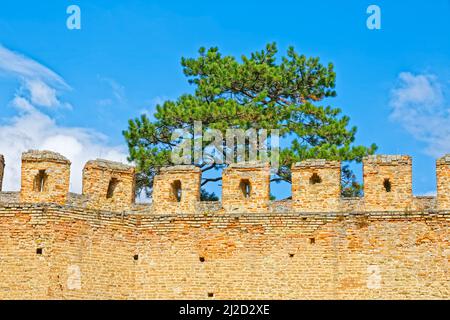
0,0,449,199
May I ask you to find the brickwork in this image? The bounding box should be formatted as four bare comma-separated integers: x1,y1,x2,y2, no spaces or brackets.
363,155,413,211
152,165,201,214
82,159,135,211
292,160,341,212
222,161,270,213
0,204,447,299
437,155,450,210
0,151,449,299
20,150,71,205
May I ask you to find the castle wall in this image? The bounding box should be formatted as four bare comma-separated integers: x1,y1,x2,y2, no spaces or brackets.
0,151,449,299
152,165,201,214
292,160,341,212
2,151,449,214
82,159,135,212
437,155,450,210
222,162,270,213
363,155,413,211
0,204,448,299
20,150,71,205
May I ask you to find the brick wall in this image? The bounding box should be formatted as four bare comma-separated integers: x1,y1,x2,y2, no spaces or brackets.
82,159,135,212
152,165,201,214
0,204,448,299
20,150,71,205
363,155,413,211
437,155,450,210
292,160,341,212
222,162,270,213
0,151,449,299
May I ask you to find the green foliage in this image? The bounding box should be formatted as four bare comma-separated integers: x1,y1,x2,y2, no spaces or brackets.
200,188,219,201
123,43,377,197
341,165,363,197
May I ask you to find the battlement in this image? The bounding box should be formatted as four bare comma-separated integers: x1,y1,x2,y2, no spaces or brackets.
83,159,135,211
363,154,413,211
222,161,271,213
0,151,449,300
363,154,411,165
1,151,450,214
436,154,450,210
22,150,71,164
152,165,201,214
292,159,341,212
292,159,341,168
437,154,450,165
20,150,71,205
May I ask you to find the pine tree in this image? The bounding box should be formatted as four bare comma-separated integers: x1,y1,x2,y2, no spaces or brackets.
123,43,377,199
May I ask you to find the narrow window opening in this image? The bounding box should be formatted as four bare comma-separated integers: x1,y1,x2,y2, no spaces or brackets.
207,292,214,297
309,173,322,185
106,178,119,199
309,237,315,244
199,257,205,263
33,170,47,192
383,178,392,192
239,179,251,198
289,253,295,258
133,254,139,261
171,180,182,202
36,248,43,255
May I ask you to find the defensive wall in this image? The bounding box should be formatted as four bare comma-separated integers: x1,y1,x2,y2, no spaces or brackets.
0,150,448,299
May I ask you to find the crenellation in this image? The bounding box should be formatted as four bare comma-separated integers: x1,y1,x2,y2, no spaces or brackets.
222,161,270,213
82,159,135,212
436,154,450,210
0,151,448,214
363,154,413,211
22,150,71,164
292,159,340,168
292,160,341,212
20,150,71,205
152,165,201,214
363,154,411,164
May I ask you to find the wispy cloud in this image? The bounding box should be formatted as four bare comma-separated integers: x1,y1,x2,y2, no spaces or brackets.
0,45,67,86
0,45,128,192
96,76,127,107
389,72,450,157
0,45,70,108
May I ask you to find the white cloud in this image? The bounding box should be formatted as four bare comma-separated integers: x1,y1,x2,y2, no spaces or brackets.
0,105,128,192
389,72,450,157
0,45,69,108
24,79,59,107
0,45,67,86
12,96,34,112
0,45,128,193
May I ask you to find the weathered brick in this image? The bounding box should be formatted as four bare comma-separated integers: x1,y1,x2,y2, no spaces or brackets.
20,150,70,205
82,159,135,212
0,151,447,299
